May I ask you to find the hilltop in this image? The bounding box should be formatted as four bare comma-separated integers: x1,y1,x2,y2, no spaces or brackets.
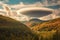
0,15,38,40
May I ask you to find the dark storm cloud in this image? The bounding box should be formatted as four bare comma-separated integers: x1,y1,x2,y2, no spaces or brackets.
21,10,52,17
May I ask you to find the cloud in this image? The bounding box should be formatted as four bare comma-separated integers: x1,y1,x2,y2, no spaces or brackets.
0,2,4,5
9,2,44,10
42,0,60,6
0,0,9,6
39,9,60,20
18,9,60,20
0,0,9,3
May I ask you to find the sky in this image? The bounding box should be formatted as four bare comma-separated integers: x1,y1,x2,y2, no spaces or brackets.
0,0,60,21
0,0,43,4
0,0,60,9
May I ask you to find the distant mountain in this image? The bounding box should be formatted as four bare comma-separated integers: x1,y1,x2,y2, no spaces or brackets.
25,19,45,27
29,18,45,23
0,15,38,40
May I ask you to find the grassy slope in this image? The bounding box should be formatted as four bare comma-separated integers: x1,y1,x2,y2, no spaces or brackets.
0,15,38,40
32,18,60,31
32,18,60,40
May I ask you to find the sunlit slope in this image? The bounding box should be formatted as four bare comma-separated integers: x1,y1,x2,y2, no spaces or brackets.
0,15,38,40
32,18,60,40
32,18,60,31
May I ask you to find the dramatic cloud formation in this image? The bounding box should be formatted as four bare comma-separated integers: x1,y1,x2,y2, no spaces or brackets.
0,0,60,21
